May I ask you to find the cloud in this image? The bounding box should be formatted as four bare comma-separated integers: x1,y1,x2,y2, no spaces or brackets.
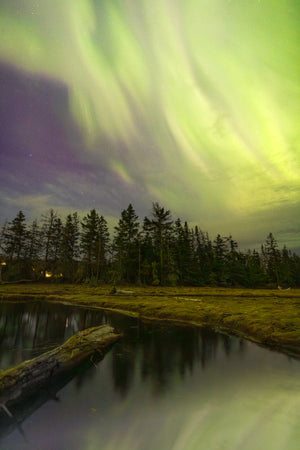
0,0,299,249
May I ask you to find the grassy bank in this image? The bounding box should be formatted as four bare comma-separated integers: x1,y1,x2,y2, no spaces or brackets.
0,284,299,358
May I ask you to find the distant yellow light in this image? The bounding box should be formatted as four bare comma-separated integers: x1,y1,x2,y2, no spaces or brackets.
1,262,6,266
45,271,52,278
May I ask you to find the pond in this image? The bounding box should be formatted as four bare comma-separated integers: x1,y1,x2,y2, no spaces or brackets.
0,301,299,450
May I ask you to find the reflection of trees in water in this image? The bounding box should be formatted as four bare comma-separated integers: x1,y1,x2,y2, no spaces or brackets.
222,335,232,357
0,304,116,441
0,302,106,369
111,321,247,398
139,325,220,393
0,303,247,402
111,344,136,398
0,351,110,441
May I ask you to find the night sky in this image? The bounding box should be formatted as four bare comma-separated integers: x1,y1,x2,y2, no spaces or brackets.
0,0,299,250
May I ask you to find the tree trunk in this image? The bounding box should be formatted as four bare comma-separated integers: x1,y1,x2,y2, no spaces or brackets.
0,325,121,411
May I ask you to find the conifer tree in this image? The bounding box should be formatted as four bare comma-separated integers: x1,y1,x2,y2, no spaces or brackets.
0,220,8,257
59,213,80,281
278,246,293,287
245,250,266,287
225,236,245,285
212,234,228,285
194,227,214,284
143,202,173,285
1,204,299,287
27,219,42,279
41,209,62,276
4,210,27,262
262,233,281,285
288,252,300,286
172,219,194,285
96,215,110,281
113,204,140,283
140,217,155,285
81,209,110,281
2,211,27,280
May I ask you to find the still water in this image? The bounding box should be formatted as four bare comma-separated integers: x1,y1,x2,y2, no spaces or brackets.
0,301,299,450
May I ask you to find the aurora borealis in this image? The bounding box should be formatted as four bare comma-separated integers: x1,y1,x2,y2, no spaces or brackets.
0,0,299,250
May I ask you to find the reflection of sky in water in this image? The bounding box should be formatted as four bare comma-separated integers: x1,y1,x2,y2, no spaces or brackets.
1,311,299,450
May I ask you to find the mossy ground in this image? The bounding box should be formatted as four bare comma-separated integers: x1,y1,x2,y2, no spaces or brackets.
0,283,299,358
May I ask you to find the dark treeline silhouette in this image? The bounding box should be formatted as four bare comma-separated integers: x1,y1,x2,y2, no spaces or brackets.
1,203,299,287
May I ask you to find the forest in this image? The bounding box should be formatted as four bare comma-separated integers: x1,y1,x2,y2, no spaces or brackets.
0,203,299,287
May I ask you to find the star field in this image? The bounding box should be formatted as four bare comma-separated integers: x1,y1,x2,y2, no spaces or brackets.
0,0,299,250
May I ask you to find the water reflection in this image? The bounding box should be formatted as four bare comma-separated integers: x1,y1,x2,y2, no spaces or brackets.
112,323,223,397
0,359,92,440
0,301,245,398
1,302,299,450
0,302,107,370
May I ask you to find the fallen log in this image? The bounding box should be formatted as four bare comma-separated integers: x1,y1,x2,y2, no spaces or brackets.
110,287,135,295
0,325,121,414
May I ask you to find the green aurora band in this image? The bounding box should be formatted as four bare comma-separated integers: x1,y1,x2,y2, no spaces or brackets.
0,0,300,247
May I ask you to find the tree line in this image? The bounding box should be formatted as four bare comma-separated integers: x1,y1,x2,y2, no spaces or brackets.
0,203,299,287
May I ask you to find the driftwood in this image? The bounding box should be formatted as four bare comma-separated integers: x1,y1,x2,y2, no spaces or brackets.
0,325,121,416
110,287,134,295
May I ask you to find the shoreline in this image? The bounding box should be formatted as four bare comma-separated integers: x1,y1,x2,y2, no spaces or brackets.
0,284,299,359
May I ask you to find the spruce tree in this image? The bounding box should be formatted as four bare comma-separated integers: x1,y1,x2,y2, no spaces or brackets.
59,213,80,281
27,219,43,279
0,220,8,258
140,217,155,285
225,236,245,286
81,209,110,282
245,250,266,287
4,211,27,262
143,202,173,285
96,215,110,281
3,211,27,280
194,227,214,285
172,219,194,285
262,233,281,285
41,209,62,277
278,246,293,287
212,234,228,285
113,204,140,283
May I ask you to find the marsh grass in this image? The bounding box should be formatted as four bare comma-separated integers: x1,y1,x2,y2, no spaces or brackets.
0,284,299,358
